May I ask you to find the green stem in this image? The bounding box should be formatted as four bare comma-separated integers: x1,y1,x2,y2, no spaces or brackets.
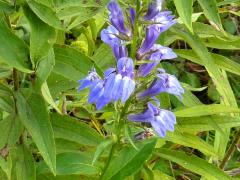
219,130,240,169
13,68,19,91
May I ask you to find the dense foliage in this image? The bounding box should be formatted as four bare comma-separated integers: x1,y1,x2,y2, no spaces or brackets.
0,0,240,179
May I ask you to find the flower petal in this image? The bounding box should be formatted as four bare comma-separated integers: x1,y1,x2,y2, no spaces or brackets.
128,109,154,122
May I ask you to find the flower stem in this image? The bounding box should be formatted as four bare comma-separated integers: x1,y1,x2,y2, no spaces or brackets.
219,130,240,169
13,68,19,91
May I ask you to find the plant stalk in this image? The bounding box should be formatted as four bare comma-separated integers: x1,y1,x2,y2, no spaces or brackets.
219,130,240,169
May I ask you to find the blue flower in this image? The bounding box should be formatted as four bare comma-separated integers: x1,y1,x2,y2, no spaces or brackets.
138,44,177,77
101,25,121,46
138,11,176,56
112,44,128,60
128,102,176,137
101,26,127,60
78,69,100,91
138,69,184,99
129,7,136,27
104,57,135,103
108,1,130,37
144,0,163,20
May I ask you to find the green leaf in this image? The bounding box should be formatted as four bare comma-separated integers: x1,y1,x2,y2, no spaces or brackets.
0,156,12,180
37,152,99,175
202,37,240,49
12,145,36,180
92,139,113,165
41,82,62,114
35,48,55,89
101,139,156,180
175,104,240,117
165,131,218,157
54,0,107,8
27,0,63,30
0,0,14,13
15,92,56,175
51,113,103,146
23,4,56,65
0,115,23,149
197,0,223,31
0,18,31,73
177,115,240,132
155,149,231,179
53,45,95,81
173,0,193,32
175,49,240,76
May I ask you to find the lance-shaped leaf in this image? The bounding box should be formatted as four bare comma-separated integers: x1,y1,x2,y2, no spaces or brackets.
23,5,56,65
15,92,56,175
27,0,63,30
0,17,31,73
101,139,156,180
173,0,193,32
156,149,230,179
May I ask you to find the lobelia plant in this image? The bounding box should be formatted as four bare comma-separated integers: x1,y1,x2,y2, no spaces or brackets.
78,0,184,138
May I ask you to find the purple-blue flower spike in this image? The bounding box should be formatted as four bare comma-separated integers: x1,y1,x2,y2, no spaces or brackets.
138,44,177,77
138,70,184,100
128,102,176,137
108,1,130,37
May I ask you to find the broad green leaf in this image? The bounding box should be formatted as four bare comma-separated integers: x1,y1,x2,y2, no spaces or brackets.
173,0,193,32
41,82,62,114
101,139,156,180
15,92,56,175
0,156,11,180
51,113,103,146
35,48,55,89
0,96,14,113
0,115,23,149
92,44,115,70
197,0,223,31
202,37,240,49
177,116,240,132
92,139,113,165
27,0,63,30
12,145,36,180
175,49,240,76
23,4,56,65
156,149,231,179
47,72,78,98
37,152,99,175
53,45,94,81
175,104,240,117
165,131,218,157
0,18,31,73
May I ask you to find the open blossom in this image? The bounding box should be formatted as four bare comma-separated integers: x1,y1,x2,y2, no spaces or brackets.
104,57,135,103
78,58,135,109
138,69,184,99
128,102,176,137
101,25,127,60
138,11,176,56
138,44,177,77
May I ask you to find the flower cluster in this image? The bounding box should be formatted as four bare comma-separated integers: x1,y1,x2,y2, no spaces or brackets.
78,0,184,137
